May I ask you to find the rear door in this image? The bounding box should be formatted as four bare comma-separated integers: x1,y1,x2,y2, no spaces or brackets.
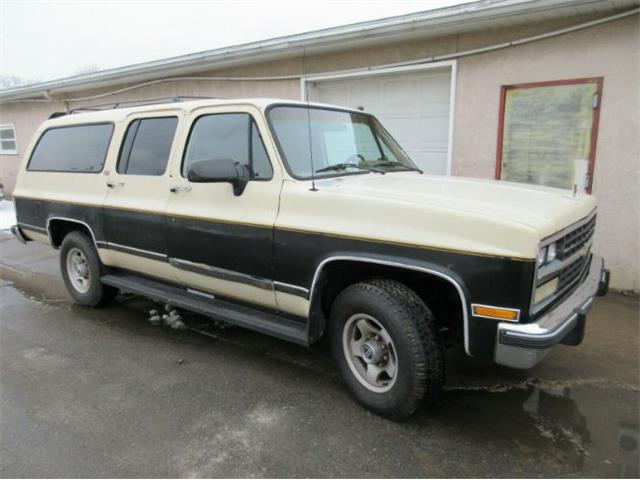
102,110,181,279
164,105,281,310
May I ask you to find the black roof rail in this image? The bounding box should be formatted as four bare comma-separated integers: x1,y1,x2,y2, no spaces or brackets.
49,112,68,119
68,96,218,114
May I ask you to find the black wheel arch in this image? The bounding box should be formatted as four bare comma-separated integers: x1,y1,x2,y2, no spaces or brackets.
307,254,470,352
47,217,98,249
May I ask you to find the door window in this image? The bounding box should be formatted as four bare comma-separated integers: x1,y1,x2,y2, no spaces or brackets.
182,113,273,180
117,117,178,176
497,78,602,192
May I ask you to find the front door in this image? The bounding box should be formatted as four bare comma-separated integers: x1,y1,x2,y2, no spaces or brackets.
165,106,281,309
102,111,181,280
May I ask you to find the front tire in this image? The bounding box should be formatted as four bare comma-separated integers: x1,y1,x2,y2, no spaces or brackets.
60,231,116,307
329,279,444,420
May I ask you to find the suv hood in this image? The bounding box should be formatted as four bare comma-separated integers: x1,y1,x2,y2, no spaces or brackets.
316,172,596,239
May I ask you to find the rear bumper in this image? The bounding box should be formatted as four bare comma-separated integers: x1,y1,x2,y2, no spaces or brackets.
495,254,609,369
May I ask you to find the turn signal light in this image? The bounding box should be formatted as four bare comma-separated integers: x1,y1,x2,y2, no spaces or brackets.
472,305,520,321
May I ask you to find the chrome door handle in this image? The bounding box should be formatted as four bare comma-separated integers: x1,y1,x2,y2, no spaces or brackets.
170,185,192,193
106,181,125,188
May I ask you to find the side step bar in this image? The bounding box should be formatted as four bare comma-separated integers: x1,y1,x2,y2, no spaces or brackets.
101,272,309,346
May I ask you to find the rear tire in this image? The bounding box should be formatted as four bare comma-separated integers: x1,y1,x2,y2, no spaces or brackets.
329,279,444,420
60,231,116,307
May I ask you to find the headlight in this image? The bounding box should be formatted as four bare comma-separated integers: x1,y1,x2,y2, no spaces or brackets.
547,242,557,263
537,246,548,267
537,242,559,267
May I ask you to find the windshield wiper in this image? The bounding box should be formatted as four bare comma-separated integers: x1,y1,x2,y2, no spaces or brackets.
315,163,385,174
371,160,423,174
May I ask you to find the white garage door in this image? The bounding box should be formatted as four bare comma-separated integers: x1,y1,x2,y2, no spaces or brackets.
307,67,452,175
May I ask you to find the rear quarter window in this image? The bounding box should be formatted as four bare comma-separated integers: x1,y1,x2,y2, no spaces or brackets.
27,123,114,173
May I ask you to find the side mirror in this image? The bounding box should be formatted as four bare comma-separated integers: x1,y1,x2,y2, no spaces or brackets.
187,159,251,196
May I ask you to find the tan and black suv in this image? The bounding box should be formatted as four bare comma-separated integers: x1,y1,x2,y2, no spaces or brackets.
11,98,609,419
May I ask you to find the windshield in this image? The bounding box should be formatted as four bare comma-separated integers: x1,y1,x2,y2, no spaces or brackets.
267,105,420,179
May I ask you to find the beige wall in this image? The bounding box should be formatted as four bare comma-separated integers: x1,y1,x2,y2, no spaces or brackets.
1,13,637,290
453,15,639,292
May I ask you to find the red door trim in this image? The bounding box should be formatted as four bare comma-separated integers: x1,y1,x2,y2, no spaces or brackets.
495,77,604,193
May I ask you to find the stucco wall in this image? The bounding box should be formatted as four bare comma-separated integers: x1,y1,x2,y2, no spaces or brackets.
453,15,639,291
0,12,637,290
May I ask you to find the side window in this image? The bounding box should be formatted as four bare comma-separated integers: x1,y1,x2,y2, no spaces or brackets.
182,113,273,180
118,117,178,176
28,123,113,173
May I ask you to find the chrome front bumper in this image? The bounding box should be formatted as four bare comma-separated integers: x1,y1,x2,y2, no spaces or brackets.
495,254,609,369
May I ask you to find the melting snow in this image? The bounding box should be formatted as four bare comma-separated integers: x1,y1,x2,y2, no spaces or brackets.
0,200,17,230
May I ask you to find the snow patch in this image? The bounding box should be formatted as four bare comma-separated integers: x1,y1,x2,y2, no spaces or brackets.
0,200,17,230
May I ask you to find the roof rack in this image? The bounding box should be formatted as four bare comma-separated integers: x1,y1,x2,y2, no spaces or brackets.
48,96,217,119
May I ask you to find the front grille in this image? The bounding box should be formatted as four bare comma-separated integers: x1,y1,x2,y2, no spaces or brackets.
557,255,589,292
533,212,596,314
559,214,596,259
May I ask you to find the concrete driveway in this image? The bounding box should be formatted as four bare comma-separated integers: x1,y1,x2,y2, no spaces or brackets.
1,233,638,478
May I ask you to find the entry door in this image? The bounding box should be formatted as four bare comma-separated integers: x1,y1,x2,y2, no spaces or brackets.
102,112,181,277
165,107,281,309
308,67,452,175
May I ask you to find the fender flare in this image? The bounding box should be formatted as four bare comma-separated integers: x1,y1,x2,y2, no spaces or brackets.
308,254,472,356
46,216,99,249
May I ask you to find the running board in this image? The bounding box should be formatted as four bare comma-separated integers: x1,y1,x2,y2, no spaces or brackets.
101,272,309,346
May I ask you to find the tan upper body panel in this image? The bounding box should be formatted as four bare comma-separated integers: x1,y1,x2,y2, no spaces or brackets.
13,98,597,261
276,172,596,260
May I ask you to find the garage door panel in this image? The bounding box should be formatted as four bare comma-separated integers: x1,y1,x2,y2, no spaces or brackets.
419,75,451,102
384,79,421,105
418,116,450,143
347,83,383,106
382,117,420,144
416,101,450,116
414,151,448,175
309,67,452,175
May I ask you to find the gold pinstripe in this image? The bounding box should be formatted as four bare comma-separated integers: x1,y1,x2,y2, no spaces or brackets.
14,195,536,262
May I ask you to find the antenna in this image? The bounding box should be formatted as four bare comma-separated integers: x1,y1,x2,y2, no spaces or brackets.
303,48,318,192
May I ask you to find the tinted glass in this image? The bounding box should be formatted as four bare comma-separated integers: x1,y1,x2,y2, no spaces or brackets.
250,121,272,180
28,124,113,173
183,113,273,180
118,117,177,175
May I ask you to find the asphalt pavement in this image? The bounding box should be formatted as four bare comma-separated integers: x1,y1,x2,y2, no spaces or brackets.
1,233,638,478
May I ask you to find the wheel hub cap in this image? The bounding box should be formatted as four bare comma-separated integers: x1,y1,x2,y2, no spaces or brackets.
75,262,87,276
342,313,398,393
66,247,91,294
361,339,386,364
